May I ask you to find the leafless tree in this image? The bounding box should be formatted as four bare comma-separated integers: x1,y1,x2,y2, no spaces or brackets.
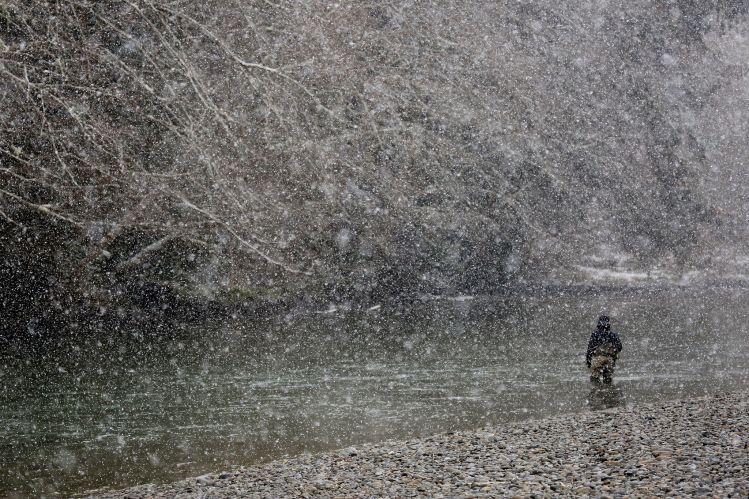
1,1,747,330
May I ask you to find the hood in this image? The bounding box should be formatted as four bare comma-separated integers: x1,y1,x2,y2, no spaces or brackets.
597,315,611,331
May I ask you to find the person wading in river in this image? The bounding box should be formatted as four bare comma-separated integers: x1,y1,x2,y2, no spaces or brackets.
586,315,622,383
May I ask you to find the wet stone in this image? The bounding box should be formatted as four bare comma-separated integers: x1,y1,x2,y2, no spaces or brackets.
85,391,749,499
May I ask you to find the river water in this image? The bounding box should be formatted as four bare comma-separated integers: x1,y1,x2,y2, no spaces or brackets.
1,287,747,496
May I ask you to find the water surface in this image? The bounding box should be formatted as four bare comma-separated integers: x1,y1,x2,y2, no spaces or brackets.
1,287,747,496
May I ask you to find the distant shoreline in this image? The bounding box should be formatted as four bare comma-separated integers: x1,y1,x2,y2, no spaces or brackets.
3,281,744,351
86,390,749,498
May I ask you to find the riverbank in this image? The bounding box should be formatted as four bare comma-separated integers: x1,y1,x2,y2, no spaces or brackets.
87,390,748,498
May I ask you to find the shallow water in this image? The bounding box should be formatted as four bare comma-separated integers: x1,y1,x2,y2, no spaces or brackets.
1,287,748,496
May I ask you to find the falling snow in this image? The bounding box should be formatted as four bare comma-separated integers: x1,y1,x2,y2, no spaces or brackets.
1,0,748,497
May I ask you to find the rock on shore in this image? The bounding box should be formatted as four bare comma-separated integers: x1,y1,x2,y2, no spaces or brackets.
88,390,748,498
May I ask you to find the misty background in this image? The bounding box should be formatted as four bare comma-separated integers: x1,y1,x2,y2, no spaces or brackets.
2,1,749,496
2,0,748,334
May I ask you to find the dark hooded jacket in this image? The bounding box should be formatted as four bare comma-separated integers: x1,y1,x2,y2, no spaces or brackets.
586,316,622,368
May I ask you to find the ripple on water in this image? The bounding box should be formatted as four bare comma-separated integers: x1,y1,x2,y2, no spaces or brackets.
1,289,749,497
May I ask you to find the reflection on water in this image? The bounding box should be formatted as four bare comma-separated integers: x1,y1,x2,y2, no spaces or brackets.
587,382,626,411
1,287,748,496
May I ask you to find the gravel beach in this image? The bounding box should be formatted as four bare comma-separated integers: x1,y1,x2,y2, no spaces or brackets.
87,390,748,498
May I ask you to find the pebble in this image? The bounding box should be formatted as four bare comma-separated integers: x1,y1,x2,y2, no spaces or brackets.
86,391,749,498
